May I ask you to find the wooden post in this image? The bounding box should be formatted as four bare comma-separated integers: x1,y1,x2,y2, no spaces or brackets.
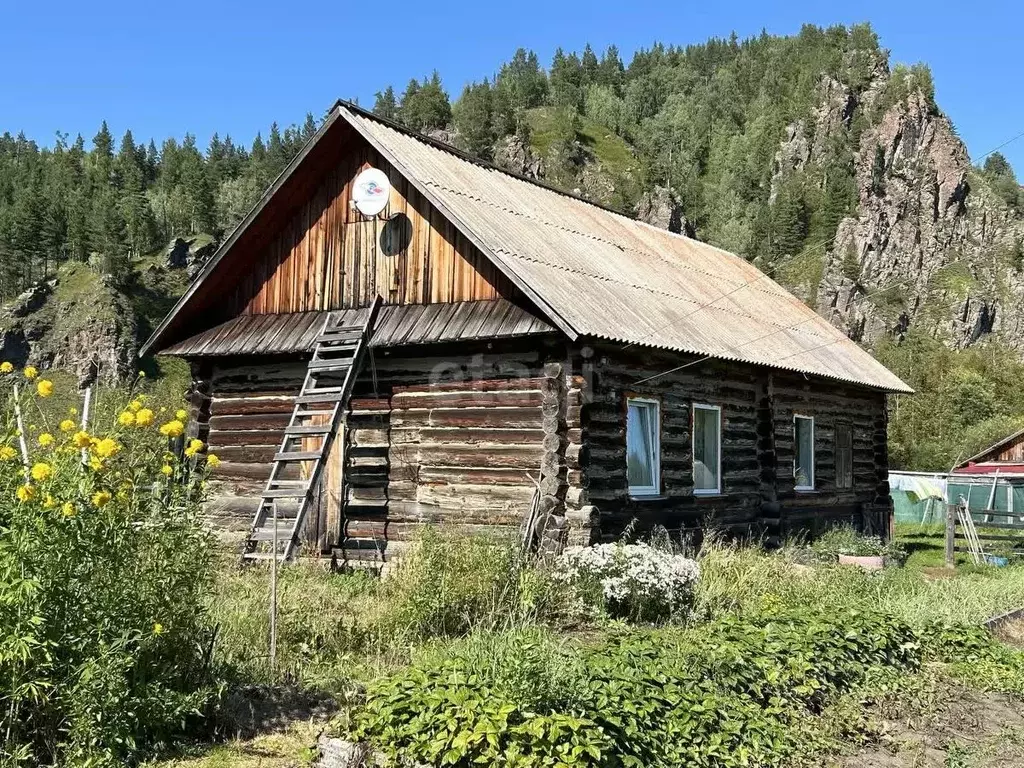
80,385,92,464
945,502,956,569
269,500,279,679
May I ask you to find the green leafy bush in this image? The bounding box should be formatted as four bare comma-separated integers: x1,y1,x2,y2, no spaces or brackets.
811,524,907,561
375,528,558,643
0,370,217,766
345,607,921,767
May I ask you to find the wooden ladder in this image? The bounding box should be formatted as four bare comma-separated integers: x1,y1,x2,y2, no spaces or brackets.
242,296,383,563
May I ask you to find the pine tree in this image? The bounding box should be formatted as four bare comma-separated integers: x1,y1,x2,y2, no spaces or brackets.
597,45,625,93
453,80,495,159
401,72,451,132
373,86,399,120
581,44,599,86
550,49,584,110
493,48,547,134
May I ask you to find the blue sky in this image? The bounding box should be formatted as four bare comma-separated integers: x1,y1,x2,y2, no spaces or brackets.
2,0,1021,171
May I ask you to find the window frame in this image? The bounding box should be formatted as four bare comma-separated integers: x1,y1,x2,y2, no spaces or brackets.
835,422,853,490
626,396,661,497
692,403,722,496
793,414,816,492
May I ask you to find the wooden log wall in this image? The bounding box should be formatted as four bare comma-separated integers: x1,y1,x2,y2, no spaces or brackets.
225,139,518,318
191,339,571,557
578,344,891,542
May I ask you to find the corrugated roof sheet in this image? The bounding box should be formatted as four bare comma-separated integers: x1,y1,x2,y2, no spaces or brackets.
161,299,554,357
342,106,911,393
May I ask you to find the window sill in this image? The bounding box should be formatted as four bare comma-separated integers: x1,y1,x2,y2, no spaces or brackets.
694,492,726,499
794,488,819,494
629,493,669,502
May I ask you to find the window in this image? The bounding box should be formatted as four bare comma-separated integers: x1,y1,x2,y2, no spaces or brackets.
835,423,853,490
693,404,721,495
626,398,660,496
794,415,815,491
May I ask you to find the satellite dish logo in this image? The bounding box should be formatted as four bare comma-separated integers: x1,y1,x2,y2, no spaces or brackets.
352,167,391,216
359,179,386,198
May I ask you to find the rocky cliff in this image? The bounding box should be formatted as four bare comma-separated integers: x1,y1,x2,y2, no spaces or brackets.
787,70,1024,353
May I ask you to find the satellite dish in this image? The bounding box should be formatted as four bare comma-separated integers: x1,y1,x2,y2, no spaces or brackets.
352,167,391,217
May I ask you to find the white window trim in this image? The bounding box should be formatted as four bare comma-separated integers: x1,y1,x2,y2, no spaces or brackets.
627,397,661,497
692,403,722,496
794,414,815,491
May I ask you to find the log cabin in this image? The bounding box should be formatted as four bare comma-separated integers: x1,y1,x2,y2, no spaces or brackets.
141,101,912,563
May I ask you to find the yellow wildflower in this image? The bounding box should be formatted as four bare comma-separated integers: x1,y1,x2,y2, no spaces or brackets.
23,366,38,380
184,438,204,458
159,420,185,439
0,445,17,461
37,433,54,447
160,464,173,476
175,409,188,421
138,371,146,378
72,431,91,449
62,502,76,518
30,462,52,482
135,408,155,427
93,438,120,459
68,407,78,416
206,453,221,468
91,490,112,508
16,485,35,503
0,361,12,374
59,419,76,433
88,456,105,472
36,379,53,397
128,399,143,413
153,622,164,635
118,411,136,427
43,494,56,509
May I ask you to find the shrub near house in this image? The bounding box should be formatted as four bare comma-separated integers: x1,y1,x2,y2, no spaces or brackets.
0,365,219,766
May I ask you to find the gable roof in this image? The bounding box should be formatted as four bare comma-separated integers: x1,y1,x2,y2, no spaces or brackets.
144,101,911,394
957,427,1024,468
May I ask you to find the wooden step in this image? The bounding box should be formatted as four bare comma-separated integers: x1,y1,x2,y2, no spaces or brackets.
274,450,323,462
250,527,299,542
295,392,345,404
307,360,353,372
314,334,361,346
284,425,333,436
261,487,310,499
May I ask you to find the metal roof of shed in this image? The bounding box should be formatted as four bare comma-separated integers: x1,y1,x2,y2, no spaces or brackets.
160,299,554,356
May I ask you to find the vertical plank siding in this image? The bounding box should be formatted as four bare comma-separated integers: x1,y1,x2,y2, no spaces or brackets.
226,142,515,317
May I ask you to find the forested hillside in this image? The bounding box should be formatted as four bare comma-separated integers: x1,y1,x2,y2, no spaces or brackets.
3,22,1024,469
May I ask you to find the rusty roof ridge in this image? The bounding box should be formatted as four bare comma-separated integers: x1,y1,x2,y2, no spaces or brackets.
490,245,839,343
421,176,793,301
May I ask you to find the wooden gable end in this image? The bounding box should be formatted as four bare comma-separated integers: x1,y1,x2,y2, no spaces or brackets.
223,131,514,317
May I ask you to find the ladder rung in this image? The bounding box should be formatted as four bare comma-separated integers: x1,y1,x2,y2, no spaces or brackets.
250,528,298,542
274,450,323,462
285,425,333,436
295,392,344,404
262,488,310,499
314,334,361,345
307,360,353,371
295,408,333,417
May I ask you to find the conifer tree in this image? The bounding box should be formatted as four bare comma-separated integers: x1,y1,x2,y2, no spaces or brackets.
373,86,399,120
453,80,496,158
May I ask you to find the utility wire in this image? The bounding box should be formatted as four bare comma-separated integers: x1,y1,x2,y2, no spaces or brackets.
972,129,1024,164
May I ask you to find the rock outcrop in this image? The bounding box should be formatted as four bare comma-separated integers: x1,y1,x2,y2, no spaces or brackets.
818,86,1024,351
0,263,140,386
635,186,695,236
493,134,545,179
